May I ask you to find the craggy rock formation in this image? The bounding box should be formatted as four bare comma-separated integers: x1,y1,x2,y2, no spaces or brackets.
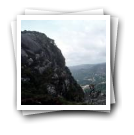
84,84,106,105
21,31,84,105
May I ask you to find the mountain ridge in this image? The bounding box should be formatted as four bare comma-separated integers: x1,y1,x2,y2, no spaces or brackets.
69,62,106,92
69,62,106,68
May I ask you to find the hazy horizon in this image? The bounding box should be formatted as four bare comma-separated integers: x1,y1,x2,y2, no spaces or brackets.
68,62,106,67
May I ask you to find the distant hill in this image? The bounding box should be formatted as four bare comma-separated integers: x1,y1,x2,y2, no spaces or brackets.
69,63,106,74
69,63,106,93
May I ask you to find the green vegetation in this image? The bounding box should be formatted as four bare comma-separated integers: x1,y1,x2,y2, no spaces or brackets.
69,63,106,93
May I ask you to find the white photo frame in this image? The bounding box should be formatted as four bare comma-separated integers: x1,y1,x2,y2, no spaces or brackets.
17,15,110,110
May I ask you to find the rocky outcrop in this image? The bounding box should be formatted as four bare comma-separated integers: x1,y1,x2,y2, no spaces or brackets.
84,84,106,105
21,31,84,105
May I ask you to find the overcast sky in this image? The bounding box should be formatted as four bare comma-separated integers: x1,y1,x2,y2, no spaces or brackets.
21,20,106,66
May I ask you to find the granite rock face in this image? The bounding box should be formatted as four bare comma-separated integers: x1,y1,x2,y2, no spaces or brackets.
21,31,84,105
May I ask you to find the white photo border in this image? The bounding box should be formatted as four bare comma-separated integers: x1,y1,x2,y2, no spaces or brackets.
17,15,110,110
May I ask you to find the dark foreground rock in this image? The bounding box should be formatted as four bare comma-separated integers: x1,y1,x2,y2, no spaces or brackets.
21,31,84,105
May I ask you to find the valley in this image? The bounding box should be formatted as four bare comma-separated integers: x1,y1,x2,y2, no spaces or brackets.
69,63,106,104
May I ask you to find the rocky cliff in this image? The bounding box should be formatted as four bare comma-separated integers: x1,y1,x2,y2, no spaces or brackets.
21,31,84,105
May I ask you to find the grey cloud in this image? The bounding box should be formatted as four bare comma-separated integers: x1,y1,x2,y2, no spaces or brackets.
22,20,106,66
